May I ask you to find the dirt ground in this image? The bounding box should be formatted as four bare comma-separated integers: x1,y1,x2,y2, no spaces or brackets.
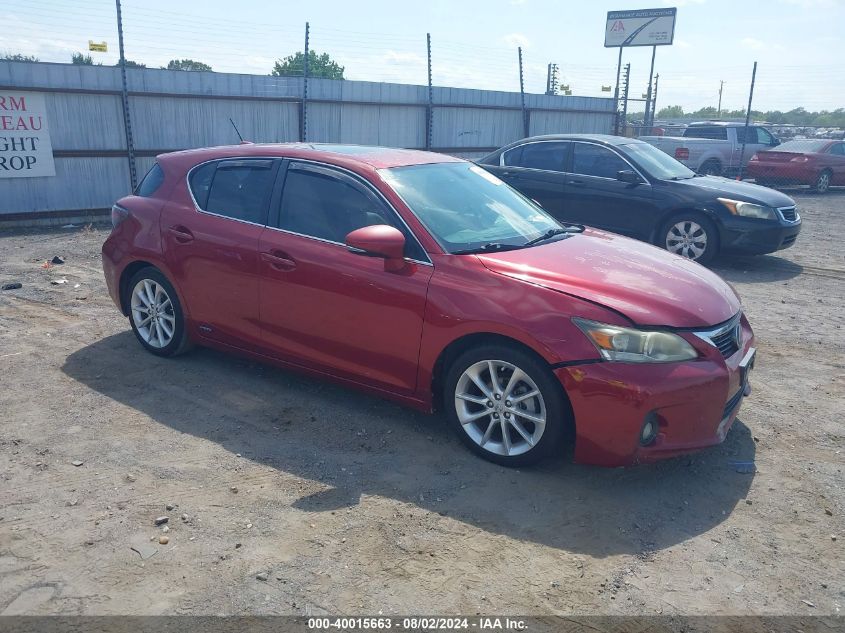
1,191,843,617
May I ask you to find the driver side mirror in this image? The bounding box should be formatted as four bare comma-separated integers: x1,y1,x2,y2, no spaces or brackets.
770,136,781,147
617,169,642,184
345,224,407,272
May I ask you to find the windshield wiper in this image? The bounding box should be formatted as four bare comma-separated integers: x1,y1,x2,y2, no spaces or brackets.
523,226,581,247
453,243,522,255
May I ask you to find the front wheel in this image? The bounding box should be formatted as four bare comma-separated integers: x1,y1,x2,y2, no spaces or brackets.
661,214,718,264
127,267,192,357
444,345,568,467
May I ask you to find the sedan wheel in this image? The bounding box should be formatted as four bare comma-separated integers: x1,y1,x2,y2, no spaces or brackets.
127,267,191,357
665,220,709,261
445,345,567,466
455,359,546,457
815,170,832,194
131,279,176,348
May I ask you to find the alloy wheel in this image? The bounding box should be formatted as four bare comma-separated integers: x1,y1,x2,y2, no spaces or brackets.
816,171,831,193
454,359,547,457
130,279,176,348
666,221,707,260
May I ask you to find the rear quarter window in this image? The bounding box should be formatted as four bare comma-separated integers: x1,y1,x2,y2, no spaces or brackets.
189,162,216,208
136,163,164,197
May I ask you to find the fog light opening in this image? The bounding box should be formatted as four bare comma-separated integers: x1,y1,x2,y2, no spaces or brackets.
640,412,659,446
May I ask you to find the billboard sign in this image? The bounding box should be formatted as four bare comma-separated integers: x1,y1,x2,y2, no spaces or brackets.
0,91,56,178
605,8,677,47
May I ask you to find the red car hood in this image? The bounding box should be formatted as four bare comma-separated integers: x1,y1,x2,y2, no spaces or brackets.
477,229,740,328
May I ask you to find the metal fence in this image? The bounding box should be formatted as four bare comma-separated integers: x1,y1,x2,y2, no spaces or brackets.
0,59,616,222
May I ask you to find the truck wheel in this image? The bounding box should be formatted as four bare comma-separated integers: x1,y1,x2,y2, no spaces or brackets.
660,213,718,264
814,169,832,194
698,160,722,177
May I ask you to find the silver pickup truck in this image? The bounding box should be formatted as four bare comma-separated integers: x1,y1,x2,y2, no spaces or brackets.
640,122,781,176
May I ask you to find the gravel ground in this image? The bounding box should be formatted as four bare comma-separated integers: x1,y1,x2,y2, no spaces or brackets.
1,191,843,616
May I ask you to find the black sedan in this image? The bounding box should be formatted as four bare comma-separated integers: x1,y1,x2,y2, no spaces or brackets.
478,134,802,263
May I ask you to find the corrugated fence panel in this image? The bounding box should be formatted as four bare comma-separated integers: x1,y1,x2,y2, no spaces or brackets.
0,61,617,218
0,158,130,213
432,107,523,150
46,93,125,151
130,96,300,150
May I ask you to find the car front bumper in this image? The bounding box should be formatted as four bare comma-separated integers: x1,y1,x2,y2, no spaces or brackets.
555,322,756,467
720,217,802,255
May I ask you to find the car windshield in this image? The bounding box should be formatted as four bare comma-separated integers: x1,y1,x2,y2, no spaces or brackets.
769,139,828,153
623,142,696,180
379,162,565,254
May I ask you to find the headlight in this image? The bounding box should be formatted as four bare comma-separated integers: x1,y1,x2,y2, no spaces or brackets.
573,318,698,363
717,198,776,220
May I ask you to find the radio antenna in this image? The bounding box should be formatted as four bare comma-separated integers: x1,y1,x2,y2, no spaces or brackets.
229,118,244,143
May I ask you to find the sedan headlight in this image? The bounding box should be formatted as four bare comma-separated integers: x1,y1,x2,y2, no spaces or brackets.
717,198,777,220
573,318,698,363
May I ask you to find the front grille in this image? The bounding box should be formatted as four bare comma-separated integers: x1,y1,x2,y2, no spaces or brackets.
779,206,798,222
694,314,742,359
722,387,744,420
711,329,740,358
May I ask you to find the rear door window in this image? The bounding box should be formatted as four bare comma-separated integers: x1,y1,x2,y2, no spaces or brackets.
506,142,568,172
571,143,630,179
684,126,728,140
200,159,276,225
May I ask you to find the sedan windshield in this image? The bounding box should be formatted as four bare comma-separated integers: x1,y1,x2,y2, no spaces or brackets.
623,142,696,180
379,162,566,254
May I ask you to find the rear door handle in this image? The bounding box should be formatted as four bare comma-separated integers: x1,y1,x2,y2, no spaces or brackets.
261,250,297,271
167,225,194,243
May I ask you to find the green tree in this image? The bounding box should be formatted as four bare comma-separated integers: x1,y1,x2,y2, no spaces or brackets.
71,52,94,65
166,58,212,72
656,105,685,118
119,59,146,68
271,50,344,79
1,53,39,62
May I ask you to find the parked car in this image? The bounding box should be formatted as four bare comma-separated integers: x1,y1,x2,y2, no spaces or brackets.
103,143,756,468
640,121,780,176
748,139,845,193
477,134,801,263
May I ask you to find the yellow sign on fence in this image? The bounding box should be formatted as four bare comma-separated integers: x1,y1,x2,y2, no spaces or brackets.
601,85,612,92
88,41,108,52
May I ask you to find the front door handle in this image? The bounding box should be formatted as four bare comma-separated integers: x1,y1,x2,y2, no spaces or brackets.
261,250,297,271
567,180,586,187
167,225,194,243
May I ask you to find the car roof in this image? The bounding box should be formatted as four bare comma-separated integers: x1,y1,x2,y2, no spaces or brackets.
157,143,464,170
498,134,639,148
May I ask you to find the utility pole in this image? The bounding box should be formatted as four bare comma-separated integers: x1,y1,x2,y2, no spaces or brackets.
717,80,724,118
643,45,656,129
651,73,659,128
737,62,757,181
545,63,559,96
115,0,137,190
518,47,529,137
613,46,624,134
620,63,630,136
301,21,310,142
426,33,433,150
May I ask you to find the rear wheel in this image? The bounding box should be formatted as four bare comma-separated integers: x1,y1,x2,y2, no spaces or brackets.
661,213,718,264
698,160,722,177
127,267,192,357
444,344,567,467
815,169,832,193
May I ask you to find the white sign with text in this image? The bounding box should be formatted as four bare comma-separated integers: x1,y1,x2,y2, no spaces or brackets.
0,91,56,178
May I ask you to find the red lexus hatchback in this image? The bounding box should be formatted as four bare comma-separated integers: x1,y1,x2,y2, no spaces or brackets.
103,143,756,467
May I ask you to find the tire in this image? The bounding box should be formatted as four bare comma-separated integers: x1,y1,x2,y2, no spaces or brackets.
698,160,722,177
660,213,719,264
126,266,192,357
814,169,832,194
443,344,568,467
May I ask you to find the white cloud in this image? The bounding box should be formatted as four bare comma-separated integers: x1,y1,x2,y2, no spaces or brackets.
503,33,530,49
510,0,528,4
674,38,692,49
741,37,766,50
779,0,838,8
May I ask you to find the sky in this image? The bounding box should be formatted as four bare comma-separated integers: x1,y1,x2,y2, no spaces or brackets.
4,0,844,113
